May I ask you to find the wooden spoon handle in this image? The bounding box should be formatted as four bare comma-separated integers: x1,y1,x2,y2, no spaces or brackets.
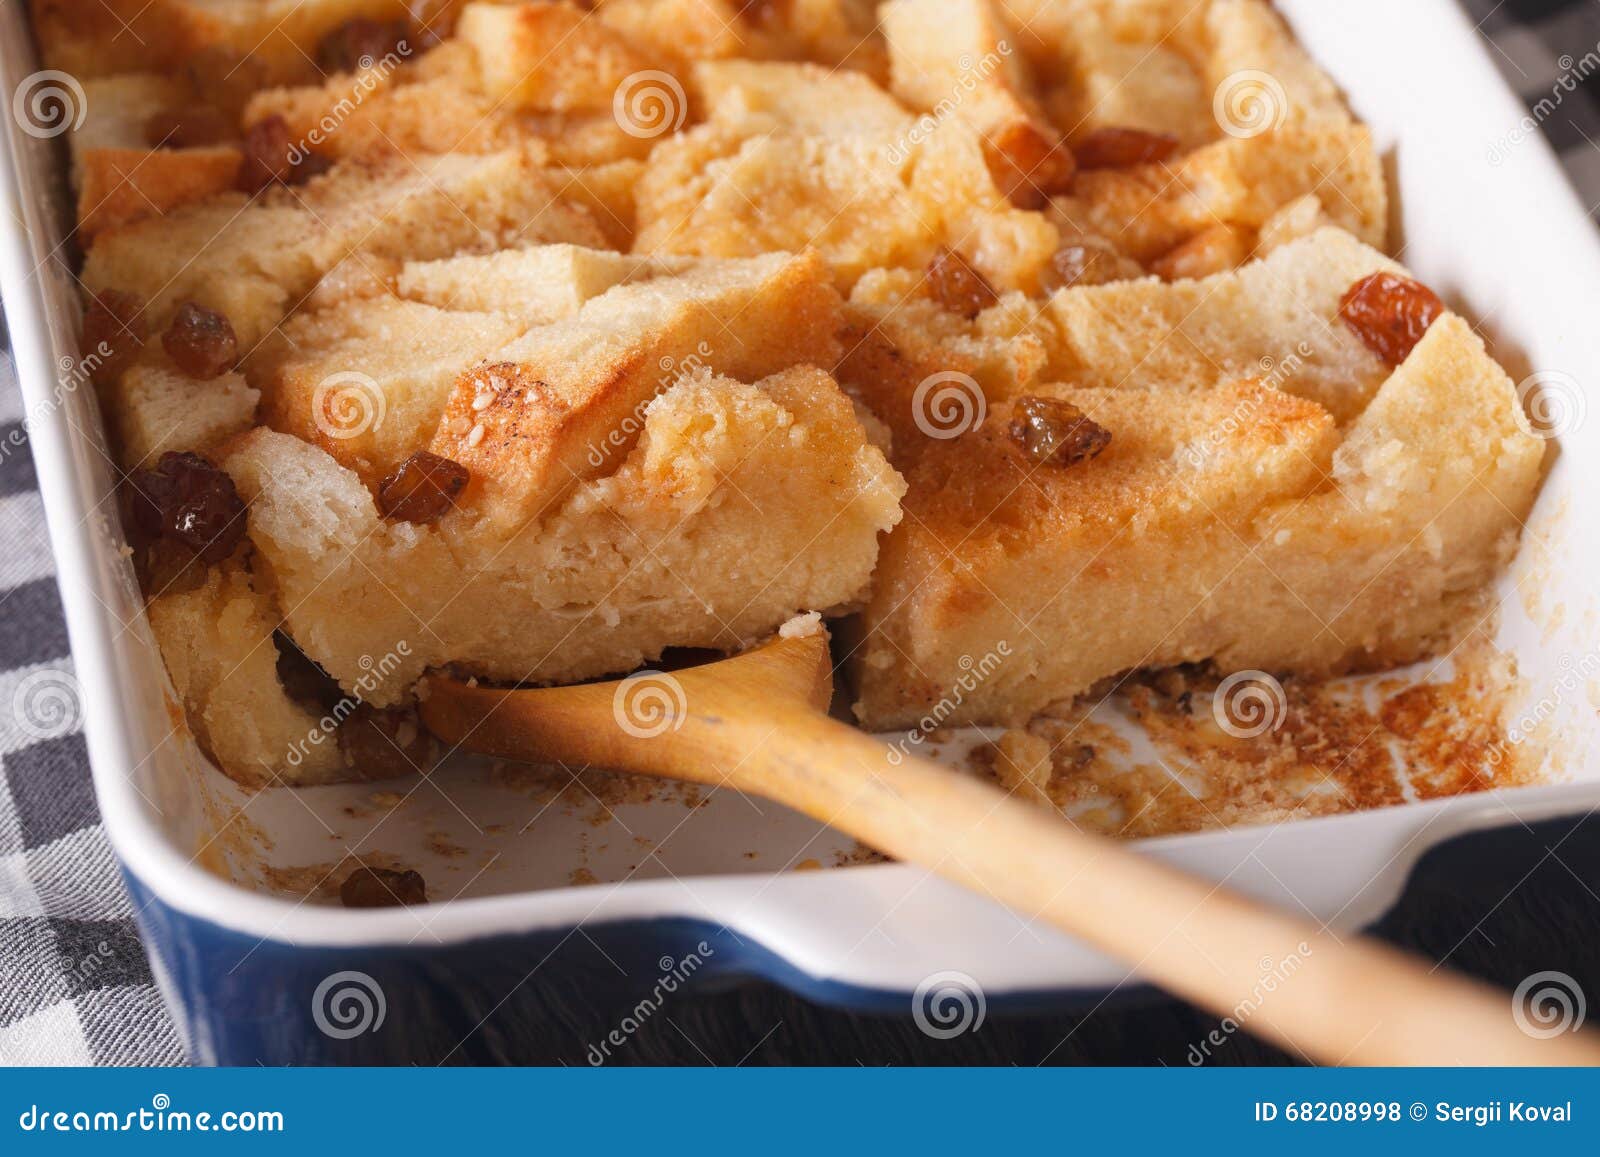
688,700,1600,1066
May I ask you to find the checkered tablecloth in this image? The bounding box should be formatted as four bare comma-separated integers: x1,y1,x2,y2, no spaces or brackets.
0,0,1597,1068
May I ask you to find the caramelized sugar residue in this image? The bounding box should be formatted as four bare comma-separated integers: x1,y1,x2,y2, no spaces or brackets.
490,760,704,825
983,633,1539,839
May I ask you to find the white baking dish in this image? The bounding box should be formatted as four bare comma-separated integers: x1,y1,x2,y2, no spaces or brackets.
2,0,1597,1057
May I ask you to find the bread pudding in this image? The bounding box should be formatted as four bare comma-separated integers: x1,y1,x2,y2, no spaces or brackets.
37,0,1543,797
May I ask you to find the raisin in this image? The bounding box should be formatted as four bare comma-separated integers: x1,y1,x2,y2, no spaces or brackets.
341,866,427,908
143,107,232,149
238,115,332,192
1008,396,1111,467
127,451,247,564
1338,273,1445,367
1073,127,1181,171
162,302,237,379
984,120,1076,209
924,248,998,319
338,705,435,780
316,19,410,75
273,631,344,712
1049,241,1142,289
377,450,469,523
81,290,145,386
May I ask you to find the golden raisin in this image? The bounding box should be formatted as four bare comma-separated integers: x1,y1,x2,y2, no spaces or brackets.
985,120,1076,209
127,451,247,564
1073,127,1181,171
143,107,233,149
81,290,145,386
1008,396,1111,467
924,248,998,319
162,301,237,379
316,19,411,75
341,866,427,908
338,705,435,780
1338,273,1445,367
1049,241,1142,289
238,115,332,192
377,450,469,523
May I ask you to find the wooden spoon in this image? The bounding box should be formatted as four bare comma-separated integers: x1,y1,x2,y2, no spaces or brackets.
420,631,1600,1066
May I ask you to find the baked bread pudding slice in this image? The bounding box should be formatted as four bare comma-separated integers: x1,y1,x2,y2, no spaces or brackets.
223,363,900,716
851,234,1545,729
122,245,899,785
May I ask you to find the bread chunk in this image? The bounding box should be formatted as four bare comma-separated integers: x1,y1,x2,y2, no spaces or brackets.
395,245,684,321
429,249,845,528
148,559,344,788
634,61,1060,292
82,148,607,348
254,297,526,484
222,364,904,721
1048,123,1386,264
107,364,259,469
70,75,241,241
842,227,1402,460
459,1,664,112
253,245,696,483
853,306,1544,728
